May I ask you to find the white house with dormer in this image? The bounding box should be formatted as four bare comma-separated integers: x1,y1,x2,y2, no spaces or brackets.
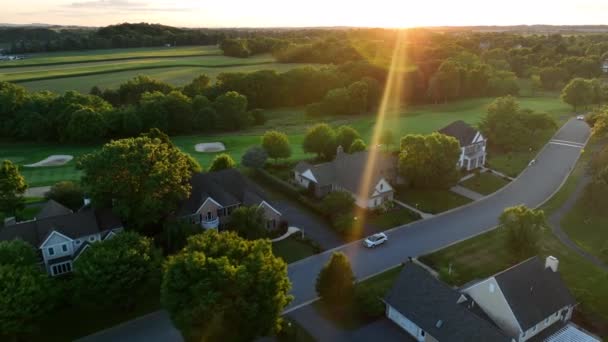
438,120,487,171
0,200,123,276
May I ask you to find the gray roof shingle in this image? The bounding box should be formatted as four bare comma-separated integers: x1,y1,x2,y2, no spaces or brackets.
36,200,73,219
438,120,479,147
385,263,511,342
295,150,397,196
179,169,272,216
494,257,577,331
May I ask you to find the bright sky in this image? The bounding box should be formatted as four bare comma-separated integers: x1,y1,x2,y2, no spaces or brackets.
2,0,608,28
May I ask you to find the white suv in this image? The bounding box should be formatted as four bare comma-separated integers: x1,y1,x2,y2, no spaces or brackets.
363,233,388,248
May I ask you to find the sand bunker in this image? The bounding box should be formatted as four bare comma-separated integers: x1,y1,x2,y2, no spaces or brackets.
24,155,74,167
195,142,226,153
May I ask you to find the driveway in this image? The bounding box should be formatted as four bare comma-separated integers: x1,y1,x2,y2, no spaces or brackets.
79,118,590,341
285,118,590,312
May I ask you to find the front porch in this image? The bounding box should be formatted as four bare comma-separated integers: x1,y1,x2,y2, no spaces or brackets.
201,216,219,229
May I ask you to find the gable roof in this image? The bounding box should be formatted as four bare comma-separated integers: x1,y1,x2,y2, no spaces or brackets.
295,150,397,197
438,120,479,147
36,200,73,219
0,207,123,248
494,257,576,331
385,263,511,342
179,169,273,216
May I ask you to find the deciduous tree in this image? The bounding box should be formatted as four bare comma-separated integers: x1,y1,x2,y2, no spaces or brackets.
336,125,361,153
315,252,355,307
73,231,160,309
561,78,593,111
303,123,337,160
78,129,200,229
229,206,268,240
161,231,291,341
348,138,367,153
262,130,291,162
0,160,27,216
241,146,268,169
500,205,546,260
44,181,84,211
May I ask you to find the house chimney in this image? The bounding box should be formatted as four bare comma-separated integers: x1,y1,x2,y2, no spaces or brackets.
545,256,559,272
336,145,344,158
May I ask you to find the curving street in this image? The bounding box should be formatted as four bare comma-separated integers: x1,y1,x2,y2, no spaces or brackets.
285,118,590,312
79,118,590,341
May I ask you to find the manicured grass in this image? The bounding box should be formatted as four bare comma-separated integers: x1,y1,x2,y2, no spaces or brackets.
365,208,420,230
561,201,608,264
17,206,41,220
272,235,317,264
460,172,511,195
0,46,221,67
486,128,557,177
395,188,472,214
2,96,570,187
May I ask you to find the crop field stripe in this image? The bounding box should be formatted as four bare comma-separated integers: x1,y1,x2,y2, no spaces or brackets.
9,61,276,83
0,53,223,69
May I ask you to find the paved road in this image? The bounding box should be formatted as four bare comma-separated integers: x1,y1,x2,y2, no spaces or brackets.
285,118,589,312
79,118,590,341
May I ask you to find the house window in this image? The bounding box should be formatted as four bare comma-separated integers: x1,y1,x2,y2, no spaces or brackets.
48,247,54,256
545,318,550,325
421,331,425,337
62,244,68,252
217,209,223,217
380,183,383,190
89,236,95,242
51,262,73,276
206,211,212,221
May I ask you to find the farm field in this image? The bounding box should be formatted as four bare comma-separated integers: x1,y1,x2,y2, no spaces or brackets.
0,96,571,187
0,45,222,67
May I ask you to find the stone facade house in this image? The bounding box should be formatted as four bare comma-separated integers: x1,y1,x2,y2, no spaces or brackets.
0,200,123,276
178,169,282,230
438,120,487,171
294,146,399,209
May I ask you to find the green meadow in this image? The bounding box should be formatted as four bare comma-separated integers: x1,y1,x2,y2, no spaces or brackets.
0,96,572,187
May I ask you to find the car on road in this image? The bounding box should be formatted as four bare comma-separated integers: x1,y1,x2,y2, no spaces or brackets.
363,233,388,248
577,115,585,120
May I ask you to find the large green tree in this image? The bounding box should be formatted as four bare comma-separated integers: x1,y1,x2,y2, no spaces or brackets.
335,125,362,153
398,133,461,189
0,241,56,340
0,160,27,216
302,123,337,160
500,205,546,260
78,129,200,229
214,91,251,131
262,130,291,162
561,78,593,111
161,230,292,341
315,252,355,307
73,231,160,309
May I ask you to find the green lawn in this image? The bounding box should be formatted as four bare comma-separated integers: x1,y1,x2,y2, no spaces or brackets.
460,172,511,195
561,201,608,265
395,188,472,214
272,235,317,264
0,46,221,67
1,96,571,187
365,208,420,230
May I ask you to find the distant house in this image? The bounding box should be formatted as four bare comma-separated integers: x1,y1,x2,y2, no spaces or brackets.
293,146,398,209
0,200,123,276
438,120,487,171
385,257,600,342
178,169,282,230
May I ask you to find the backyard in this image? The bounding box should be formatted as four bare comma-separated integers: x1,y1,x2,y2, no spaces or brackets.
460,171,511,195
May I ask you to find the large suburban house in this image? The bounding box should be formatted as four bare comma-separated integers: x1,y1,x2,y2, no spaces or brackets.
438,120,487,171
178,169,282,230
293,146,398,209
385,258,599,342
0,200,123,276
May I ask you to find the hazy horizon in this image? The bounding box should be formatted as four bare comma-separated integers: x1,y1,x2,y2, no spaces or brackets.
1,0,608,29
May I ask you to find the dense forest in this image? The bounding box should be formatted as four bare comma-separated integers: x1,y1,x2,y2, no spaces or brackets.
2,25,608,144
